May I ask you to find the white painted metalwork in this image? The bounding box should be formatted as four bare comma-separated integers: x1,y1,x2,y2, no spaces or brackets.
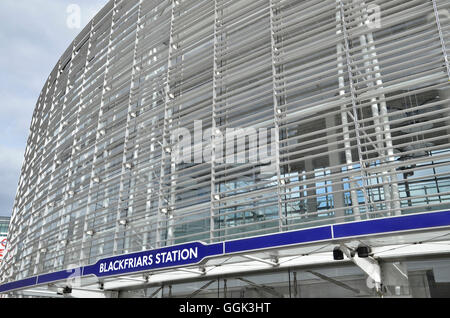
2,0,450,295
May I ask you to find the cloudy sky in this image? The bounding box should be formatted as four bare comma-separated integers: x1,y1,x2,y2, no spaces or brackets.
0,0,108,217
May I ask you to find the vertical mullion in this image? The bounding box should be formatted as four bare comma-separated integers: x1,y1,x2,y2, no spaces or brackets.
81,1,119,264
358,1,401,215
351,1,392,215
269,0,285,232
112,0,143,256
157,0,176,248
338,0,371,220
211,0,221,243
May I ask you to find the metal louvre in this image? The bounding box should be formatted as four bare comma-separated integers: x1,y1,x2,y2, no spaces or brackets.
1,0,450,285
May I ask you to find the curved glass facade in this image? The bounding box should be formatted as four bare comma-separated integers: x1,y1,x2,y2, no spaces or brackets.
2,0,450,285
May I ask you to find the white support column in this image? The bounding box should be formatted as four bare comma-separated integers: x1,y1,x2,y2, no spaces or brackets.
157,0,176,248
269,0,286,231
338,0,371,219
211,0,221,243
351,1,392,215
336,2,361,219
359,1,401,215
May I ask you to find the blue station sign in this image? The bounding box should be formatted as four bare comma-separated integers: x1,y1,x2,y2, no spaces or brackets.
83,241,224,278
1,210,450,293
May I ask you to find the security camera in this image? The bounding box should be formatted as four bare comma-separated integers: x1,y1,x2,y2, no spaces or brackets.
356,245,372,258
333,247,344,260
57,286,72,295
